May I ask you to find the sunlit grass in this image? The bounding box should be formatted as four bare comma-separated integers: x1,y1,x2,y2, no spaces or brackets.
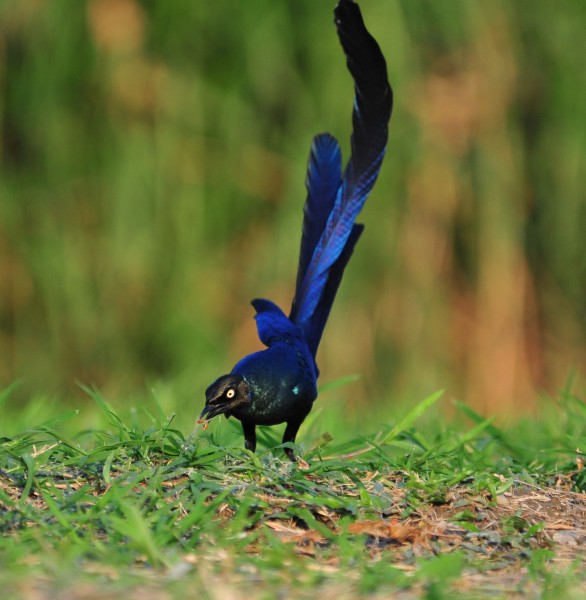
1,385,585,597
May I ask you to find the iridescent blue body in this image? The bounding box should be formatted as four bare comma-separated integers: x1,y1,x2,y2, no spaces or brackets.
232,342,317,426
199,0,393,460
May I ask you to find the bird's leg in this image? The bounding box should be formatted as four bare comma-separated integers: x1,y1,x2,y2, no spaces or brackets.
242,421,256,453
282,420,303,462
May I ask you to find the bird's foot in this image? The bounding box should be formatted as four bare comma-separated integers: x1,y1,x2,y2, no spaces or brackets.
284,446,309,468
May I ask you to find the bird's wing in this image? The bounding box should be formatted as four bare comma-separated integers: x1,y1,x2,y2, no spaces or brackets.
252,298,300,347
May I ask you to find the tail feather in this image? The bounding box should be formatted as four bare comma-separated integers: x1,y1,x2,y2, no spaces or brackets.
305,223,363,356
290,0,392,356
290,133,342,324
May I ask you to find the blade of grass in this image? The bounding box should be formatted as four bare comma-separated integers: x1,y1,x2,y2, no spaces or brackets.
376,389,444,445
318,374,361,395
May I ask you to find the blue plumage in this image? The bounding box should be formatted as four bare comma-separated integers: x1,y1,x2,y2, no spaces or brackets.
293,133,342,306
199,0,393,460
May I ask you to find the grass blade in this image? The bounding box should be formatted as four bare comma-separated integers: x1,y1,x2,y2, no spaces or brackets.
376,390,444,445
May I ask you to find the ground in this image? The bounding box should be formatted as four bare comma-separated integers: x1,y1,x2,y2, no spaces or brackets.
1,390,585,598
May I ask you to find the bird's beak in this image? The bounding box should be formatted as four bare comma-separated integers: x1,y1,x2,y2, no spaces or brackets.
198,402,229,423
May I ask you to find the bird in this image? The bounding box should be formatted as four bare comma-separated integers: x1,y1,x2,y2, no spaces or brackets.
198,0,393,461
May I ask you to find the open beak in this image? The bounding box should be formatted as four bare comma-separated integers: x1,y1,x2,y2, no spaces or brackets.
198,403,228,423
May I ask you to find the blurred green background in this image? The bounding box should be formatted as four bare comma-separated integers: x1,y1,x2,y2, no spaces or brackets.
0,0,584,425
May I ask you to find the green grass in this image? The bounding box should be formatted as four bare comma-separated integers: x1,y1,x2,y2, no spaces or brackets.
2,385,585,598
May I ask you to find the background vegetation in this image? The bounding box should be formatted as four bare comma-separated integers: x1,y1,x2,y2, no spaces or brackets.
0,0,585,424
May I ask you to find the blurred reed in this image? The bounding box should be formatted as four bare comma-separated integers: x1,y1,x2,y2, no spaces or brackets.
0,0,584,415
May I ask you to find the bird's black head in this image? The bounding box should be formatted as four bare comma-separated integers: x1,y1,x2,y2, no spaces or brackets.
199,374,251,424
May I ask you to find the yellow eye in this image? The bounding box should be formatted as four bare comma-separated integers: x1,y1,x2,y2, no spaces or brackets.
226,389,235,399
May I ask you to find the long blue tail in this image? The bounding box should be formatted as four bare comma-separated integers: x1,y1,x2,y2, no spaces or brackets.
289,0,393,357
